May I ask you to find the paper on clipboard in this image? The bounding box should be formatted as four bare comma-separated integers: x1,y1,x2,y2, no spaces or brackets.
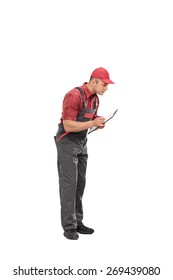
88,109,118,134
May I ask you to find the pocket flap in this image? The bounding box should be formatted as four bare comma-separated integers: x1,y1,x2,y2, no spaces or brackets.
84,113,94,119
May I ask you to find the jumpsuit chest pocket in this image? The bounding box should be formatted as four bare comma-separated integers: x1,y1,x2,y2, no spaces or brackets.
84,112,94,119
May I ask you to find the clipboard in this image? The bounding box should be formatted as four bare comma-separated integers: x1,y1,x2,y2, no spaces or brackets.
88,109,118,134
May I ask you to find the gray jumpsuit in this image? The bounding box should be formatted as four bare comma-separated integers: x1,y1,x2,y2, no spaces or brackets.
55,87,97,231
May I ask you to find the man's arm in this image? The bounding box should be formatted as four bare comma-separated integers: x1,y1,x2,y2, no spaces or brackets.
63,117,105,133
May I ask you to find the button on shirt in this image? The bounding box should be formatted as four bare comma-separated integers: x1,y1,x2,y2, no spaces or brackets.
60,83,99,123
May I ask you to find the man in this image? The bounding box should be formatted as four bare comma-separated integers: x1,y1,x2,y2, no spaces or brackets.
55,67,114,240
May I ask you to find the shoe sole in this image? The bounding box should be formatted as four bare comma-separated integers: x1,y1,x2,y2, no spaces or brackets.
76,230,94,234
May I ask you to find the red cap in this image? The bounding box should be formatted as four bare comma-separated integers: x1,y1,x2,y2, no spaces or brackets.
90,67,114,84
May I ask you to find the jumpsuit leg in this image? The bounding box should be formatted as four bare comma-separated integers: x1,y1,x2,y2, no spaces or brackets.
76,143,88,225
57,146,79,231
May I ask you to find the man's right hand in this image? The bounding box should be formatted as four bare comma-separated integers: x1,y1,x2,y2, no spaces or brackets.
92,116,105,128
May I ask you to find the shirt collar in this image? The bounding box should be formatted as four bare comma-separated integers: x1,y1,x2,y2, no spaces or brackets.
81,82,95,99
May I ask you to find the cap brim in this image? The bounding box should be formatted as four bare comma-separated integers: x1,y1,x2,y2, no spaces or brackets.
101,79,115,84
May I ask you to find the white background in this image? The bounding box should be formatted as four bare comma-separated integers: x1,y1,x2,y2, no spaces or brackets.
0,0,173,279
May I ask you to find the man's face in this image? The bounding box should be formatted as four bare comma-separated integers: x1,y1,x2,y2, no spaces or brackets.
94,79,108,95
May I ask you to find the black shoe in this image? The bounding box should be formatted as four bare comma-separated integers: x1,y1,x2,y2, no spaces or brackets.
64,229,79,240
77,223,94,234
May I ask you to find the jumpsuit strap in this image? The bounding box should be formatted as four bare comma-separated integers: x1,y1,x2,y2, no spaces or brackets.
94,96,98,110
75,87,86,108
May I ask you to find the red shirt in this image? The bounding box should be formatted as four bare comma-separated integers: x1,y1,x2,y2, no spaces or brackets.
60,83,99,123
